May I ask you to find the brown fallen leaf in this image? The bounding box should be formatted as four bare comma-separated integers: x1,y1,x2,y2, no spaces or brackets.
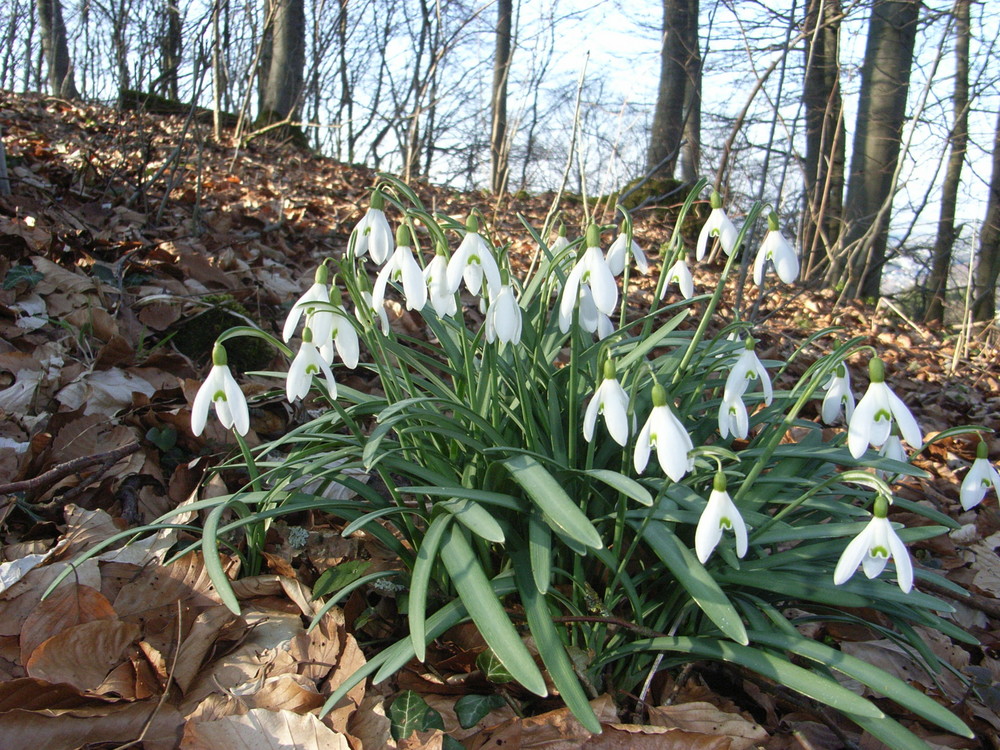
19,583,116,664
181,707,350,750
650,700,769,750
25,618,141,693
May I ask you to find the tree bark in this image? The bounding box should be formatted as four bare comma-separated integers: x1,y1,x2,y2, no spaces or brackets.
801,0,845,282
836,0,920,299
158,0,182,100
647,0,694,178
925,0,970,324
36,0,78,98
972,105,1000,323
678,0,701,183
490,0,513,194
260,0,305,122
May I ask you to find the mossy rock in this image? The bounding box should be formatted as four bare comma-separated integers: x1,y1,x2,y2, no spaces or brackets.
617,177,687,211
172,295,274,371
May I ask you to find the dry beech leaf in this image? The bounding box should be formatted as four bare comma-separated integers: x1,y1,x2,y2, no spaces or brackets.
25,619,141,693
584,724,732,750
19,583,116,664
465,694,619,750
348,693,394,750
171,605,240,694
0,559,101,637
60,505,123,557
650,701,767,750
0,677,113,712
181,707,349,750
244,674,324,714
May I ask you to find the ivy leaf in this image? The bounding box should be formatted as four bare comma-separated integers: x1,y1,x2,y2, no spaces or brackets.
145,426,177,452
454,694,506,729
3,265,43,290
389,690,443,740
476,649,515,683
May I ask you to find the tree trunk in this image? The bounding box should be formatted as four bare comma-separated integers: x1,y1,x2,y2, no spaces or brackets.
490,0,513,194
647,0,693,178
801,0,845,282
925,0,970,325
36,0,78,98
972,105,1000,323
260,0,305,122
678,0,701,183
158,0,182,99
836,0,919,299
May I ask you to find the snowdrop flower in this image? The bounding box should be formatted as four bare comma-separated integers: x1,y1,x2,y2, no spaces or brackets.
834,495,913,593
725,338,773,406
353,190,394,265
583,359,630,446
287,327,337,402
876,433,907,483
718,388,749,440
662,252,694,299
283,264,332,343
753,212,800,285
847,358,922,459
821,363,855,425
191,344,249,436
358,290,389,335
549,225,571,258
695,472,748,564
558,225,618,333
318,287,359,368
606,223,649,276
696,191,739,260
634,383,694,481
484,284,522,345
424,245,457,318
960,441,1000,510
372,225,427,312
446,215,502,299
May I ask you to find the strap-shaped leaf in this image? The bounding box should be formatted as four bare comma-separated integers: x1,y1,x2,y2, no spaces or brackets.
410,514,453,661
634,520,748,645
584,469,653,507
504,454,603,550
528,511,552,594
747,630,971,738
440,497,505,543
439,524,547,696
605,636,883,719
202,501,241,615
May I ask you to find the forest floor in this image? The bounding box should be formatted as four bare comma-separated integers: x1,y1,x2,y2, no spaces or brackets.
0,91,999,749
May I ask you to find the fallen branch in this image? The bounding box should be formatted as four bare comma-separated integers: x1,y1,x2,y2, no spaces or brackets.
0,442,142,497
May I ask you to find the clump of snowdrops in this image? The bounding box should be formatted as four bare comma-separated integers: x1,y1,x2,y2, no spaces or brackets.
74,176,994,746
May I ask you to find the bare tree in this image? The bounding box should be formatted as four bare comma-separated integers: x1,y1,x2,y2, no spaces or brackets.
157,0,182,99
259,0,305,124
973,104,1000,323
647,0,698,178
36,0,79,98
490,0,513,194
678,0,701,183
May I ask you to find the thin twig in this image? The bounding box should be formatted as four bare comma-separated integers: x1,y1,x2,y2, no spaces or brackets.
0,442,141,497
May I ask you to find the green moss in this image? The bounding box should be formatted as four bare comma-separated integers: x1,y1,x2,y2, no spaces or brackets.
253,109,310,149
172,295,274,371
616,177,686,210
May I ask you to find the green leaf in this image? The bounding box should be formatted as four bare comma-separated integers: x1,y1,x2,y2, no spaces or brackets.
202,502,241,615
455,694,506,729
145,426,177,452
3,265,43,290
410,514,452,662
440,497,505,543
584,469,653,506
439,524,547,696
476,649,515,683
312,560,372,600
528,511,552,594
604,636,883,719
504,454,603,550
389,690,441,740
634,520,748,645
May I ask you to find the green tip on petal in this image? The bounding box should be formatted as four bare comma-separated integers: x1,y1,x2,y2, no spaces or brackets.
651,383,667,408
602,358,616,381
713,472,727,492
370,189,385,210
710,190,723,209
395,224,411,247
868,357,885,384
767,211,780,231
978,440,989,459
212,343,228,366
303,327,314,344
586,224,601,248
558,223,567,237
873,494,889,518
315,264,329,285
330,286,343,306
466,214,479,233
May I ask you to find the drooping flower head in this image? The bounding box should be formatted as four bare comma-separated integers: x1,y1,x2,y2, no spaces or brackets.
558,224,618,333
283,263,333,343
725,337,773,406
662,249,694,300
876,432,907,483
833,494,913,593
960,441,1000,511
583,358,630,446
372,224,428,312
753,211,799,285
318,286,360,369
696,190,739,260
484,283,522,345
446,214,502,299
695,472,748,564
606,222,649,276
353,189,394,265
287,326,337,403
821,362,855,425
191,343,250,436
424,243,458,318
847,357,922,459
633,383,694,481
718,387,749,440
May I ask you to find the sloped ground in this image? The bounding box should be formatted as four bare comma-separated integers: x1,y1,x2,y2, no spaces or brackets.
0,90,999,748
